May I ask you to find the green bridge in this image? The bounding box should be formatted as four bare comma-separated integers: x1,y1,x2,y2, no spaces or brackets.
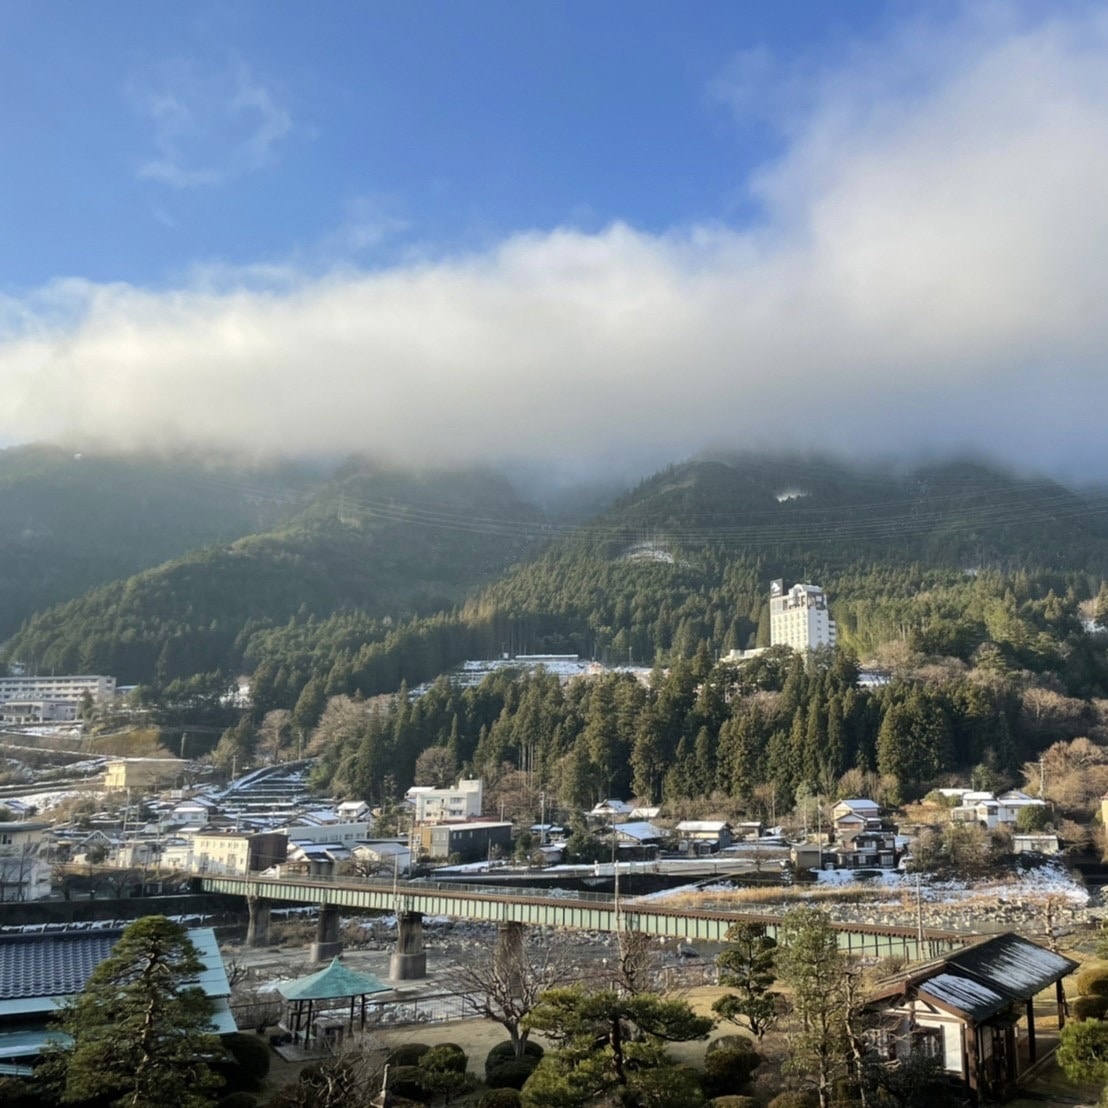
202,873,970,976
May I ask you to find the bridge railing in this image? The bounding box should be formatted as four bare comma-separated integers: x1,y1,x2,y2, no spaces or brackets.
209,871,622,906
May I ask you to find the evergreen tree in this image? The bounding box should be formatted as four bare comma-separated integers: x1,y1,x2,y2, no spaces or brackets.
713,921,780,1039
38,916,222,1108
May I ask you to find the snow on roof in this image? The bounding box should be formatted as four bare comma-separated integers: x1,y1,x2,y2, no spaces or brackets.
837,798,879,812
919,973,1008,1021
613,821,665,842
591,799,633,813
676,820,730,833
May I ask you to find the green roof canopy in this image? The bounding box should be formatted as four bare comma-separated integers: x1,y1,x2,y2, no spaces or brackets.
278,958,389,1002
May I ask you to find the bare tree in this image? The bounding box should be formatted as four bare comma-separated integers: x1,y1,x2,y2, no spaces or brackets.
269,1038,386,1108
445,925,575,1057
611,929,660,995
413,745,457,787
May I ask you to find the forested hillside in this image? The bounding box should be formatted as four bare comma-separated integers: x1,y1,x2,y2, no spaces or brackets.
12,450,1108,810
0,444,314,639
2,463,545,683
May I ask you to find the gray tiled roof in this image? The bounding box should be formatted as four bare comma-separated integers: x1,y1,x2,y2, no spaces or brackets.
0,933,120,1000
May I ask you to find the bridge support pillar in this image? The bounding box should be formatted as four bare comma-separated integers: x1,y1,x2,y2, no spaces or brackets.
246,896,272,948
495,921,526,997
390,911,427,980
310,905,343,963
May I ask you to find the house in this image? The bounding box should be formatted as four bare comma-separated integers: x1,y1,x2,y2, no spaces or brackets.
0,821,52,902
589,799,634,822
336,800,370,822
865,933,1076,1104
351,840,412,875
951,791,1047,831
0,926,234,1074
833,829,898,869
284,841,351,877
675,820,733,854
831,799,883,841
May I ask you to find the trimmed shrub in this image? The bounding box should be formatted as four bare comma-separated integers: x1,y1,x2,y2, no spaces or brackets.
711,1098,759,1108
768,1094,819,1108
420,1042,468,1074
1076,963,1108,997
0,1077,55,1108
478,1090,523,1108
217,1095,259,1108
486,1040,544,1068
389,1042,433,1067
707,1034,757,1056
1072,994,1108,1021
702,1047,762,1097
486,1058,540,1089
223,1032,272,1080
390,1065,428,1101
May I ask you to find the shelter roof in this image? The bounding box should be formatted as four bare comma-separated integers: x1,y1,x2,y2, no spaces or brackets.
278,957,389,1001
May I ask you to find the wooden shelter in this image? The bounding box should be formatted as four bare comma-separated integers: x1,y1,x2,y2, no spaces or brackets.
866,933,1077,1103
278,957,390,1045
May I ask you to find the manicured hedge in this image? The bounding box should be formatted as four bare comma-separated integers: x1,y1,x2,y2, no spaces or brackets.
486,1058,540,1090
1073,994,1108,1020
223,1032,272,1080
478,1090,523,1108
1075,963,1108,997
388,1042,433,1067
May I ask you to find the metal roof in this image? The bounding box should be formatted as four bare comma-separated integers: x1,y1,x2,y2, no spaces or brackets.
278,957,389,1001
945,933,1076,1001
872,932,1077,1024
919,972,1009,1021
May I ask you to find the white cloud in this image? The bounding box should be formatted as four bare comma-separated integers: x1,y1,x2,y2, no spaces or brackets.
8,8,1108,476
128,55,292,188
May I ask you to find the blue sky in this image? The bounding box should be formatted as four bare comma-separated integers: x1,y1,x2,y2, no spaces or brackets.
3,2,1108,478
0,1,907,287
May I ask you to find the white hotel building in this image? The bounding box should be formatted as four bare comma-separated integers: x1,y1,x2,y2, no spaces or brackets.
769,581,837,652
0,674,116,706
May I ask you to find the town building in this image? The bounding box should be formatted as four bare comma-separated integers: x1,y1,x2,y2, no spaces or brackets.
769,580,837,651
950,790,1047,830
189,830,288,875
104,758,180,791
0,674,116,707
675,820,733,854
0,821,52,901
418,820,512,861
406,778,483,824
0,700,78,725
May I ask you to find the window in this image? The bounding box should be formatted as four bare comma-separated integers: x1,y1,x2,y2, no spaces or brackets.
911,1026,944,1061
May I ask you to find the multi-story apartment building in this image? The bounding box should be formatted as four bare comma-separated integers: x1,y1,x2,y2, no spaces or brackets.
406,779,483,824
0,674,116,707
189,830,287,876
769,581,837,652
0,821,52,901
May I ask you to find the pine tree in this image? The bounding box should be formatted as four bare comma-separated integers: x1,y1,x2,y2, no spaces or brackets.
39,916,222,1108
